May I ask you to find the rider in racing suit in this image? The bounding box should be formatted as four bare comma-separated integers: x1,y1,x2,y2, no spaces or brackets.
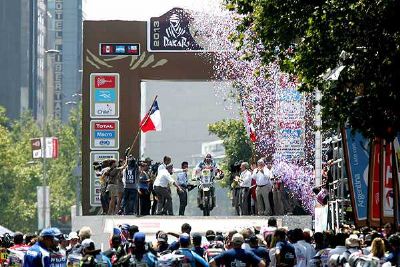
23,228,56,267
194,154,223,210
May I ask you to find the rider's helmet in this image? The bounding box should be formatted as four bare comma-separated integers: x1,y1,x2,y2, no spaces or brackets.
204,154,213,165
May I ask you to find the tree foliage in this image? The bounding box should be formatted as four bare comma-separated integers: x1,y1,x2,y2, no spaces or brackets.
0,106,80,232
226,0,400,140
208,119,253,181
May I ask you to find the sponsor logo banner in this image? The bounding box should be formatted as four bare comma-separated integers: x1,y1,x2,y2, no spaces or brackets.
90,151,119,206
90,73,119,118
343,128,369,224
90,120,119,150
94,75,116,88
95,89,116,102
94,103,116,116
95,131,115,139
94,139,116,147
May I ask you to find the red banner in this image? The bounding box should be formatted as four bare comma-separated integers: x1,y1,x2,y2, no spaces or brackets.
382,141,394,223
369,138,381,226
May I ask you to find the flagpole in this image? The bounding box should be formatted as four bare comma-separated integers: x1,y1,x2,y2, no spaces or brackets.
127,95,158,157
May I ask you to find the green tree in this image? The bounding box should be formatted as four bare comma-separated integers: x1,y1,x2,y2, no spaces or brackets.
226,0,400,140
208,119,253,183
0,105,80,232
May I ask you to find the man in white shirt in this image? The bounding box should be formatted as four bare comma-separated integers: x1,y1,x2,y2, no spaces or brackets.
253,159,273,216
153,163,182,215
238,162,252,215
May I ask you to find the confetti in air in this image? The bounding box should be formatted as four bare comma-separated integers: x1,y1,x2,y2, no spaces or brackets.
189,1,316,214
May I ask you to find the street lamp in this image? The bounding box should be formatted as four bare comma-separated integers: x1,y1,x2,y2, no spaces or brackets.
66,95,82,216
40,49,60,229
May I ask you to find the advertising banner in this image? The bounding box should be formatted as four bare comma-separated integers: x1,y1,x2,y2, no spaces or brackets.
90,73,119,118
90,151,119,206
90,120,119,150
382,141,394,223
369,138,382,226
393,135,400,227
31,137,59,159
342,128,369,225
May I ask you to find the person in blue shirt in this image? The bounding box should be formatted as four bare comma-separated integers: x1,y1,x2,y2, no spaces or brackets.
131,232,158,267
137,161,151,215
23,228,57,267
176,233,208,267
210,233,265,267
385,234,400,266
191,233,205,258
249,235,270,265
274,228,296,267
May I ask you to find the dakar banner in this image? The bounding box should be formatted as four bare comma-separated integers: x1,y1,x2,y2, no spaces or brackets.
382,141,394,223
369,138,381,226
342,128,369,225
148,8,203,52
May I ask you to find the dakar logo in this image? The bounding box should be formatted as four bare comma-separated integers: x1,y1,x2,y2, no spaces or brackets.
164,14,189,48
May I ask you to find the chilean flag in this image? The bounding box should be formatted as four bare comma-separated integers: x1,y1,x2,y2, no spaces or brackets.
241,100,256,142
140,100,162,133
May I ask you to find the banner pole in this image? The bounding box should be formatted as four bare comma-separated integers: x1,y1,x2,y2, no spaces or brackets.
126,95,158,157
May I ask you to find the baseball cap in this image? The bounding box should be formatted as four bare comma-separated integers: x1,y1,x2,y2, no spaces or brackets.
144,157,153,162
40,228,57,240
206,230,216,239
67,231,79,241
81,239,100,254
134,232,146,243
232,233,244,245
157,232,168,242
120,224,130,231
179,233,190,245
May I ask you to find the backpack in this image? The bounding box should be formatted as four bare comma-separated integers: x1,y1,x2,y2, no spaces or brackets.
115,253,149,267
277,242,296,267
80,254,109,267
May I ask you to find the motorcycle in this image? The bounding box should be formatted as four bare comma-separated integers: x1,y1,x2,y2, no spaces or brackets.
194,166,223,216
198,168,213,216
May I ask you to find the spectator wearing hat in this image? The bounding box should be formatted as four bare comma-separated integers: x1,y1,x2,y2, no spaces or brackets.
80,239,111,266
210,233,265,267
65,232,79,255
342,234,362,260
153,163,183,215
23,228,57,267
153,231,169,253
130,232,158,267
176,233,208,267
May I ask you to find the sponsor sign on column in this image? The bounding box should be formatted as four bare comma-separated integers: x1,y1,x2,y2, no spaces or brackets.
90,73,119,118
90,120,119,150
90,151,119,206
